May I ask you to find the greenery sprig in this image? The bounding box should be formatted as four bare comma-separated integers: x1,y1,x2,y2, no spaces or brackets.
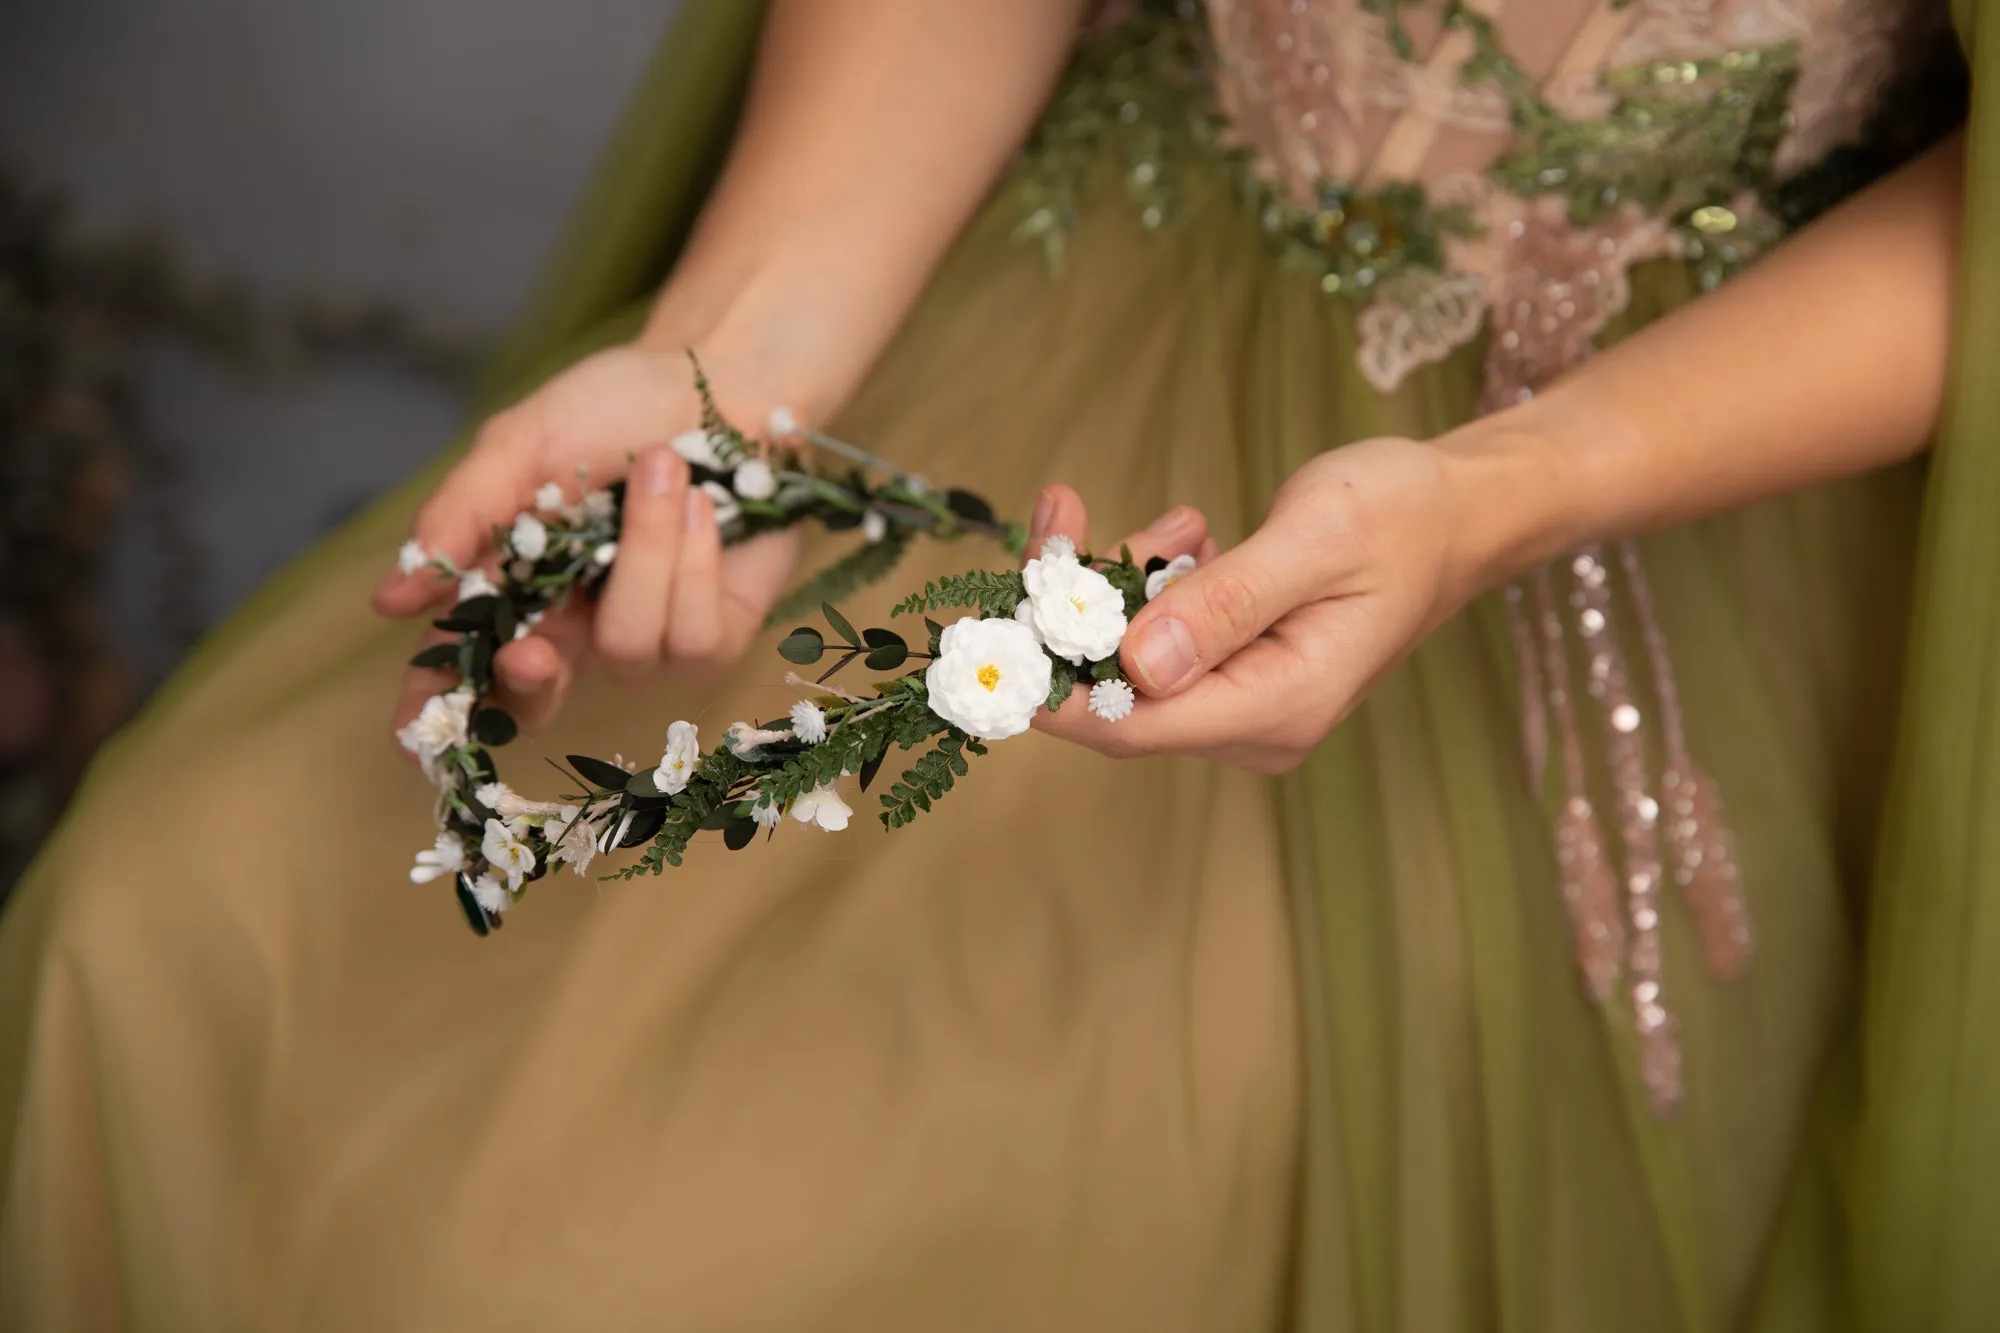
399,354,1188,936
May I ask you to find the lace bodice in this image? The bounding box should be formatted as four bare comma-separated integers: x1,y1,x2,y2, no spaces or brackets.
1029,0,1949,395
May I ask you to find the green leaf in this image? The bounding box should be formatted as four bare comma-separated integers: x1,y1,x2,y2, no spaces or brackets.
1091,658,1124,681
409,643,458,670
567,754,633,792
493,597,518,643
467,634,495,688
470,708,518,747
889,569,1026,619
859,748,887,792
777,628,826,664
945,489,996,526
863,627,908,671
621,806,667,847
821,601,859,646
626,769,664,798
1046,662,1077,712
454,879,492,937
723,817,758,851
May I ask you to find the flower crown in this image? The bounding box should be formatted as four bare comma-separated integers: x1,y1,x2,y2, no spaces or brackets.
398,354,1196,934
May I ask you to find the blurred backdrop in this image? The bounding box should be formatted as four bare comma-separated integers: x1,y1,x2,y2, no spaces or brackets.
0,0,684,887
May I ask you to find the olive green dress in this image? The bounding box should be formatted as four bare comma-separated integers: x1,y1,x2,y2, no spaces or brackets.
1,2,1995,1330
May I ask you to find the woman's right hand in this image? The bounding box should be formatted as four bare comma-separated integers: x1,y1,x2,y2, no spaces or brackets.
374,343,803,751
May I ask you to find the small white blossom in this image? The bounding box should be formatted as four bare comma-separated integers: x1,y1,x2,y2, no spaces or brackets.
509,513,549,561
1088,678,1137,722
581,489,616,519
475,781,563,821
863,509,889,544
592,542,618,566
791,783,852,832
457,568,500,602
1039,534,1077,563
597,808,638,854
535,482,567,513
733,458,777,501
467,873,511,916
1017,550,1128,665
701,481,741,526
654,720,702,795
671,429,727,471
547,808,599,876
397,540,431,575
751,801,783,829
1146,553,1198,601
409,833,466,884
725,720,791,758
925,617,1051,741
768,406,800,438
790,699,828,745
397,686,476,780
481,817,536,892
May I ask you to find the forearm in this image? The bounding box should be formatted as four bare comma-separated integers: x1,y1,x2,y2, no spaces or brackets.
1445,132,1965,588
639,0,1086,417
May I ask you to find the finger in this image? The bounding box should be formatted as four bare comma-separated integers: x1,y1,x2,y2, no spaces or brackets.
1023,484,1088,565
373,409,539,617
490,598,592,732
666,487,725,666
1114,504,1208,570
593,446,688,677
713,527,806,662
1120,527,1326,698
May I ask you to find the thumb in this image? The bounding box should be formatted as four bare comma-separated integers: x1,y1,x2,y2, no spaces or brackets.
1120,530,1319,697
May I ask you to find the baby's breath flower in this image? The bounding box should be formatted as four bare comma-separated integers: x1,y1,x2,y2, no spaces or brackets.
581,489,616,519
791,783,852,832
409,833,466,884
1039,534,1077,563
481,818,536,892
863,509,889,545
1146,553,1197,601
733,458,777,501
535,482,567,513
701,481,741,526
467,872,510,916
458,568,500,602
790,699,828,745
509,513,549,561
1088,678,1136,722
671,429,726,470
397,540,430,575
654,720,702,795
593,542,618,566
768,406,800,438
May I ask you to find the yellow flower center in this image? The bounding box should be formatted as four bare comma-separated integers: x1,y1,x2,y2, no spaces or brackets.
977,663,1001,692
1070,595,1088,613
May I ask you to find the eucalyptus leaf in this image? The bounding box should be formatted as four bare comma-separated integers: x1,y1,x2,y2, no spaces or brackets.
723,816,758,851
821,601,859,646
409,643,458,670
620,806,667,847
470,708,518,747
777,628,826,664
859,747,887,792
567,754,634,792
945,489,996,526
454,879,491,937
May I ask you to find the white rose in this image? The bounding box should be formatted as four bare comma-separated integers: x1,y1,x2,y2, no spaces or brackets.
671,429,726,471
790,699,828,745
481,817,536,892
925,617,1051,741
791,783,852,832
1017,552,1128,665
653,720,702,795
1088,677,1136,722
700,481,741,527
1146,553,1197,601
733,458,777,501
397,540,430,575
457,568,500,602
510,513,549,561
396,687,476,779
409,832,467,884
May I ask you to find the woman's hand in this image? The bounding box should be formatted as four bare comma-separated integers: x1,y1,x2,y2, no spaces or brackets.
1033,437,1484,774
375,343,803,748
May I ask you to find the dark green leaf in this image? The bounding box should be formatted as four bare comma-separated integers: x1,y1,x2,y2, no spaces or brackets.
493,597,518,643
859,747,887,792
1046,662,1076,711
945,489,996,525
620,806,667,847
468,634,495,687
723,816,758,851
454,879,491,937
821,601,859,646
626,769,664,798
1144,554,1168,575
698,804,734,831
1091,658,1124,682
777,628,826,664
470,708,518,747
409,643,459,670
567,754,634,791
817,649,861,684
863,628,908,671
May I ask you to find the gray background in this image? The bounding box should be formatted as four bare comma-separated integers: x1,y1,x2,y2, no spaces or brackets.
0,0,684,683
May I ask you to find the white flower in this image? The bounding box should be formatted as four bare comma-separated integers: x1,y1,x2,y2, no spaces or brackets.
925,617,1051,741
409,832,466,884
725,720,791,758
863,509,888,544
671,429,727,471
768,406,800,438
654,720,702,795
509,513,549,561
751,800,783,830
701,481,741,526
547,808,599,876
790,699,828,745
397,540,431,575
1017,551,1128,665
598,808,638,854
396,687,476,779
581,489,616,519
1146,553,1197,601
481,817,536,892
1039,534,1077,563
535,482,567,513
733,458,777,501
457,568,500,602
791,783,852,832
474,781,563,821
592,542,618,566
467,873,511,916
1088,678,1137,722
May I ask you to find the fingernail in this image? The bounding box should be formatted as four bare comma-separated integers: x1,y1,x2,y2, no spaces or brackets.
1144,506,1193,537
1129,617,1196,693
1030,488,1055,541
638,449,680,496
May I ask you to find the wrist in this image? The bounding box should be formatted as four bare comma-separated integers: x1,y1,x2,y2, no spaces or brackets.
1428,392,1609,595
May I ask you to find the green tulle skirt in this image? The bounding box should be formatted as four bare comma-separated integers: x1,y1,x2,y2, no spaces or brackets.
0,16,1946,1332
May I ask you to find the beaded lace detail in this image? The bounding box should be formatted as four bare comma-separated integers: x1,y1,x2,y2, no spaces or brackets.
1037,0,1941,1118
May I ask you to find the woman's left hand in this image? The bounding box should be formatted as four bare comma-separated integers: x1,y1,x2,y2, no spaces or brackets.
1033,436,1485,774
